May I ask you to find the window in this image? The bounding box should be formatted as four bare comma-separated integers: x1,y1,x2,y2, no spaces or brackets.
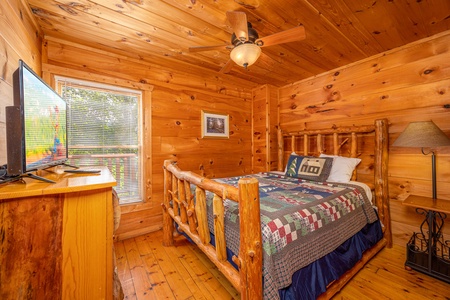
56,77,143,204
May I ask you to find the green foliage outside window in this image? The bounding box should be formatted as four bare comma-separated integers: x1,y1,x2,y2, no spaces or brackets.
61,84,142,204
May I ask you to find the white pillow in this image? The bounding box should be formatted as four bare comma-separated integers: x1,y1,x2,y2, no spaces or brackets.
319,154,361,182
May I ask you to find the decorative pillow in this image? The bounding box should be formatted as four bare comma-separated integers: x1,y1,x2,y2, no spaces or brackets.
285,154,302,176
319,154,361,183
285,154,333,182
284,152,298,172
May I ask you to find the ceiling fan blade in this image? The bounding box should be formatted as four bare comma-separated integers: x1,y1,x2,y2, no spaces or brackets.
220,59,234,74
256,26,306,47
226,11,248,42
189,44,232,52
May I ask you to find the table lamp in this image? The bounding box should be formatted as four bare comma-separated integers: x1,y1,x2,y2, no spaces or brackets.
392,121,450,199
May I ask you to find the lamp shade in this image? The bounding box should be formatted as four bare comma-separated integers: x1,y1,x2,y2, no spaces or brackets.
230,43,261,68
392,121,450,148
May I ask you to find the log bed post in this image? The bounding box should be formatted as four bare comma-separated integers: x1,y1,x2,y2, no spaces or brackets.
238,177,263,300
291,136,296,155
317,133,323,154
333,133,339,155
163,160,174,246
277,127,284,171
303,134,309,156
374,118,392,247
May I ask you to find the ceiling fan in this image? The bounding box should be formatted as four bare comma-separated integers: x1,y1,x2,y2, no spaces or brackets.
189,11,306,73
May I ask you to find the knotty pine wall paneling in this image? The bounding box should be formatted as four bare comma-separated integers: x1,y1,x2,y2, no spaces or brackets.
278,30,450,247
252,84,279,173
0,0,42,165
41,62,156,240
43,38,254,240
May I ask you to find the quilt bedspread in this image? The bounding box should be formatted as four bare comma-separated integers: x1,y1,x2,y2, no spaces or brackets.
201,172,378,300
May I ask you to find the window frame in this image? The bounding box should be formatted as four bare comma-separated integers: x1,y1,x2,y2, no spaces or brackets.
54,75,146,205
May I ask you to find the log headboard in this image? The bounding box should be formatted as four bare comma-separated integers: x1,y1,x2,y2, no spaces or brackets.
277,118,391,247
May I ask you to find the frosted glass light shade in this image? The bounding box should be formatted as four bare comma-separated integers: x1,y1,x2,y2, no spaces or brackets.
230,43,261,68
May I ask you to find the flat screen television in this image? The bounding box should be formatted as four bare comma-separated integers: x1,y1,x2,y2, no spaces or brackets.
6,60,68,178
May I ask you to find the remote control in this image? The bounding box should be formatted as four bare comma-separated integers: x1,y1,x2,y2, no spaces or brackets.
64,169,101,174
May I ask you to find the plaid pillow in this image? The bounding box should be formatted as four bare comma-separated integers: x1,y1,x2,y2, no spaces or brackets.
285,154,333,182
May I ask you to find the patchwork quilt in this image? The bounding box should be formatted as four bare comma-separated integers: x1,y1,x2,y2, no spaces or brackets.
200,172,378,300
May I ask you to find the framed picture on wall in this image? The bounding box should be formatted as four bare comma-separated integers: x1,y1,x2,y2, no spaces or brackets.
201,110,229,139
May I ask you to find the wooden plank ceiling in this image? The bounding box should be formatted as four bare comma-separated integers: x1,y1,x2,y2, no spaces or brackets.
26,0,450,87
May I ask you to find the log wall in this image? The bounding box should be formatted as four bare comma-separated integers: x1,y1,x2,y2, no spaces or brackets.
251,84,278,173
42,37,254,240
0,0,42,164
2,0,449,246
278,30,450,247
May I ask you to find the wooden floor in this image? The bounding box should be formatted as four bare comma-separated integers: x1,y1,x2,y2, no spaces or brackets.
115,230,450,300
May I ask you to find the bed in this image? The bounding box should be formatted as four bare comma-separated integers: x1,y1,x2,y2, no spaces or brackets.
162,118,392,300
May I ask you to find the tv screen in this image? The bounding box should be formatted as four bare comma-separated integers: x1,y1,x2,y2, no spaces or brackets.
6,60,68,176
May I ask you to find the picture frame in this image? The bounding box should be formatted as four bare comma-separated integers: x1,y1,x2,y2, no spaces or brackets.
201,110,229,139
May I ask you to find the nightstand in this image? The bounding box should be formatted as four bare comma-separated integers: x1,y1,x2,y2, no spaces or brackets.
402,195,450,283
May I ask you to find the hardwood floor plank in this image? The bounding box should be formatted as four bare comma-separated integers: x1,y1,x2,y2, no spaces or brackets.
362,250,450,298
333,280,392,300
134,235,176,299
162,239,214,300
120,279,139,300
115,241,137,299
144,231,198,299
351,268,422,299
335,245,450,299
376,267,448,299
169,236,237,299
186,242,240,299
116,230,450,300
123,238,158,299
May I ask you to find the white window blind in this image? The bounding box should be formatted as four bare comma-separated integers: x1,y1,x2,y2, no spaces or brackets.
56,77,143,204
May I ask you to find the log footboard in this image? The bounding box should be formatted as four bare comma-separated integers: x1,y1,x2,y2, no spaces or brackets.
162,160,262,299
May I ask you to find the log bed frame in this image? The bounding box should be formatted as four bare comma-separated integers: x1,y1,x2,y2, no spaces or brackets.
162,118,391,300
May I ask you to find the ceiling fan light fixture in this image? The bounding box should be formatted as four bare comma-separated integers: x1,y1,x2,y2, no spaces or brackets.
230,43,261,68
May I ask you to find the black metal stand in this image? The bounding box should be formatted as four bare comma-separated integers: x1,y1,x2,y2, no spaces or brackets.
406,208,450,283
62,162,79,169
0,172,55,184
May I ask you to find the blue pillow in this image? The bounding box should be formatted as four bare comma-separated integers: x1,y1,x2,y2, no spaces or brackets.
285,154,333,182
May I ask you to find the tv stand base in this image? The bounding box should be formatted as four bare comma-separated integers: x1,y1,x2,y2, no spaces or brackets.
0,173,55,184
24,173,56,183
62,162,79,169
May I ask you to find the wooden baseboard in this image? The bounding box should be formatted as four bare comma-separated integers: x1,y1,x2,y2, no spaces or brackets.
115,225,162,241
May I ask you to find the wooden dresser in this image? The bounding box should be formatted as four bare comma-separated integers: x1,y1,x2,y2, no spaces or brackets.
0,166,116,299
